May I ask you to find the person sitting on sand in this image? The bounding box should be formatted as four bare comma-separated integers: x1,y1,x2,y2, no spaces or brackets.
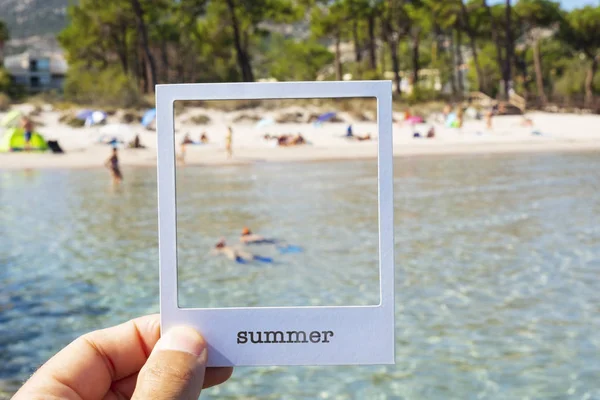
426,127,435,138
104,147,123,185
181,134,194,145
21,116,34,151
212,238,271,263
200,132,209,143
128,135,145,149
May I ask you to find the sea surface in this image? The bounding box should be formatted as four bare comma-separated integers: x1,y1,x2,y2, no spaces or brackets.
1,153,599,399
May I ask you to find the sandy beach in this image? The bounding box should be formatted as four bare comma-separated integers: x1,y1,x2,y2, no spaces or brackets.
1,104,599,170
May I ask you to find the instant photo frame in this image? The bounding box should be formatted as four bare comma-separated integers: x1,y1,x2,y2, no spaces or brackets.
157,81,395,366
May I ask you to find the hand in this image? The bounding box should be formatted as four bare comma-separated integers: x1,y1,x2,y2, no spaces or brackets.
14,314,233,399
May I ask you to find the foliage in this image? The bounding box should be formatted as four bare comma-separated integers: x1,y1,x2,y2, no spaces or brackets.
0,67,10,91
46,0,600,107
267,35,333,81
63,63,143,108
554,59,600,97
0,92,10,111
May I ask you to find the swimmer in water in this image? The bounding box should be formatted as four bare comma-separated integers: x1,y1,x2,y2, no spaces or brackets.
104,147,123,185
212,238,272,263
239,227,277,244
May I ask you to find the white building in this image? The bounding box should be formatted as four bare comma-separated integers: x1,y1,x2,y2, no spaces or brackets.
3,51,68,93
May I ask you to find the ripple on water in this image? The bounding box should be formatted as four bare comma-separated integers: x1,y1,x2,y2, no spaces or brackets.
1,153,600,398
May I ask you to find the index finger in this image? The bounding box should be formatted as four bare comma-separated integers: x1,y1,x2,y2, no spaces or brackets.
15,314,161,400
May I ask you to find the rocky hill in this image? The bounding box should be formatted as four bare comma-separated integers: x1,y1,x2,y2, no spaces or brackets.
0,0,70,54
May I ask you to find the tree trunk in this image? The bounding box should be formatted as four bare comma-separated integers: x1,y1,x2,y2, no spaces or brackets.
532,37,546,107
225,0,254,82
335,34,342,81
160,41,169,83
504,0,513,100
389,38,401,95
449,31,457,96
140,48,148,93
482,0,505,97
456,29,464,95
460,0,485,92
130,0,157,91
367,13,377,70
352,19,362,63
411,29,420,88
585,56,598,108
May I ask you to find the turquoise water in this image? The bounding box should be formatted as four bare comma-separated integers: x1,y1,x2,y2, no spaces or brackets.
1,153,600,399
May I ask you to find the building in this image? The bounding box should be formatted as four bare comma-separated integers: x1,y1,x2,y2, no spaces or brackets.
2,51,67,93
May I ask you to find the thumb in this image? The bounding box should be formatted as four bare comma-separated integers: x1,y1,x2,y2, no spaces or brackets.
132,326,208,400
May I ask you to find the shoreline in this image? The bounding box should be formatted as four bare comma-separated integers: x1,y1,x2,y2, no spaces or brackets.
2,106,600,171
2,139,600,171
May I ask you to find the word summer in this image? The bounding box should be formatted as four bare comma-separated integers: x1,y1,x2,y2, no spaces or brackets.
237,330,334,344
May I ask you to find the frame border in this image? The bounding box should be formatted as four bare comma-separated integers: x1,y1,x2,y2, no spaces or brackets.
157,81,395,366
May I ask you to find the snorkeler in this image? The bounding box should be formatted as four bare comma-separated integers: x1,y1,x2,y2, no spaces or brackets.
239,227,277,244
212,238,272,264
239,227,303,254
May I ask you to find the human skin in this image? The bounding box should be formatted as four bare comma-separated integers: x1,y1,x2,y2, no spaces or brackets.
13,314,233,400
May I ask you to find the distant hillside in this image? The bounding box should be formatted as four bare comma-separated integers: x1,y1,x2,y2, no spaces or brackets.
0,0,70,39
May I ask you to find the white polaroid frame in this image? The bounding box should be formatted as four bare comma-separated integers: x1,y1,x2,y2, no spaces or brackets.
156,81,395,366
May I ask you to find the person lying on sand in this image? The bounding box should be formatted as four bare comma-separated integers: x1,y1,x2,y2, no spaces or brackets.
267,134,307,147
212,238,272,263
345,126,371,141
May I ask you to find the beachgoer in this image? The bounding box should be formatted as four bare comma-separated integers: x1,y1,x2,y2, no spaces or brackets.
239,227,275,244
346,125,353,137
277,135,290,146
521,117,533,127
12,314,232,399
181,134,194,145
213,238,270,263
104,147,123,185
292,134,306,145
128,134,145,149
486,103,498,130
456,107,464,129
21,117,34,151
200,132,209,143
442,104,452,121
225,127,233,158
426,127,435,138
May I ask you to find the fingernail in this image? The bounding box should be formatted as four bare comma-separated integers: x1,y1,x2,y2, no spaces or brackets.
155,326,206,357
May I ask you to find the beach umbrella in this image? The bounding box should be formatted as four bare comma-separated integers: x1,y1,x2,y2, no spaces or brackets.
97,123,137,145
255,117,274,128
0,110,22,128
316,112,336,123
76,109,93,120
141,108,156,127
85,111,107,127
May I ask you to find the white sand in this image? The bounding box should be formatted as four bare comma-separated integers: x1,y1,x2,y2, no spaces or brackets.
1,103,600,170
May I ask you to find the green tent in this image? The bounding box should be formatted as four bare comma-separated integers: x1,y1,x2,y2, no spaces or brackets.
0,128,48,152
